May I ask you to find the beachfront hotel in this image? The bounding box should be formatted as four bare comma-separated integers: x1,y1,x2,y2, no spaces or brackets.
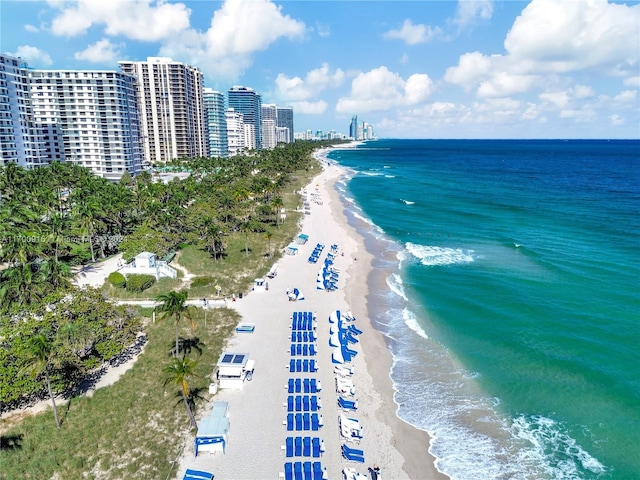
203,88,228,159
119,57,206,165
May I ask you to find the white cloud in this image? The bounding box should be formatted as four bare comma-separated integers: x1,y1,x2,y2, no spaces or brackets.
624,76,640,88
504,0,639,75
48,0,191,41
609,114,625,126
159,0,306,81
6,45,53,67
315,22,331,38
383,19,442,45
275,64,344,102
24,24,39,33
453,0,494,31
445,0,640,99
290,101,328,115
336,67,433,113
613,90,637,105
74,38,121,63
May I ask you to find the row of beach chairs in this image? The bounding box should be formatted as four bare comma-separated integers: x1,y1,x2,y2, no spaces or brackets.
286,395,322,412
289,359,318,373
284,436,324,458
285,412,323,431
282,461,325,480
287,378,321,394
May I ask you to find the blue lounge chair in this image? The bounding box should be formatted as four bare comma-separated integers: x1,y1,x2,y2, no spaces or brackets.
303,413,311,431
341,444,365,463
294,461,303,480
313,462,324,480
295,436,302,456
183,469,214,480
289,359,296,372
303,437,311,457
295,378,301,393
311,378,319,393
295,396,302,412
288,378,295,393
312,438,321,458
287,396,294,412
291,344,296,356
303,396,310,412
295,413,303,431
286,437,294,457
311,396,319,411
311,413,320,431
303,378,310,393
304,461,313,480
287,413,294,430
284,463,293,480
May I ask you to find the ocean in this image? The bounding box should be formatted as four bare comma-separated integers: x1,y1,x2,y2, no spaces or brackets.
325,139,640,480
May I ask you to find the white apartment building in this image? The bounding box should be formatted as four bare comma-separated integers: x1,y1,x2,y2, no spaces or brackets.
119,57,206,164
28,69,143,180
0,54,47,168
225,108,245,156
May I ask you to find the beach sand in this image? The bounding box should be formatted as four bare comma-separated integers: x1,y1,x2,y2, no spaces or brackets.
174,156,447,479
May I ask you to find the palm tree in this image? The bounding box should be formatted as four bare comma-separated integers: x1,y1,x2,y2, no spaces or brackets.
206,222,225,261
272,196,284,227
154,290,195,357
39,258,72,291
0,262,46,311
73,196,102,263
163,355,199,430
265,230,273,258
23,332,60,428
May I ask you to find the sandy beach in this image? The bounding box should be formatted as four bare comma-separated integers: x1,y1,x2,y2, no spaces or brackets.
174,152,447,479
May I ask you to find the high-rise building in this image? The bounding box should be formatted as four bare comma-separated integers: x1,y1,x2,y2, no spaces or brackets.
0,54,48,168
119,57,205,164
203,88,228,158
227,86,261,149
261,104,277,149
27,68,143,180
349,115,358,140
276,106,294,143
225,108,245,156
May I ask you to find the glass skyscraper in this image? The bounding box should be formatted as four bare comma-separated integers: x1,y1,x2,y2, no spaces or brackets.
203,88,228,158
227,86,262,149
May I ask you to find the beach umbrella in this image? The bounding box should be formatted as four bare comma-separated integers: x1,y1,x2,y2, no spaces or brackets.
332,347,344,364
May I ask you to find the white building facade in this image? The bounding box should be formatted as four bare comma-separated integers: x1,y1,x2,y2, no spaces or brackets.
119,57,206,165
28,68,144,180
0,54,48,168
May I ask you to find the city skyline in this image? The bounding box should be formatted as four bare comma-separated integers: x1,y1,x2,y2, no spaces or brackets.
1,0,638,139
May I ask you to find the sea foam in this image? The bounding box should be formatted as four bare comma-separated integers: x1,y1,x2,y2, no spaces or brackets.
406,242,475,266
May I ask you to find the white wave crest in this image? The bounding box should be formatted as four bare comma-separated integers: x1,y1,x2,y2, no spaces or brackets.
400,198,415,205
406,243,475,266
403,308,429,339
386,273,408,301
510,415,607,479
360,171,383,177
351,210,374,227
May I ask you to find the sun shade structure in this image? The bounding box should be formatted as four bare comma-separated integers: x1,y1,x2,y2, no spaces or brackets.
216,352,255,389
194,401,229,456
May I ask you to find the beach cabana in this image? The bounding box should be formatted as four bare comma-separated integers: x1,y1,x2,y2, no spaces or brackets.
195,401,229,456
296,233,310,245
286,243,299,255
252,278,266,292
216,352,254,389
288,288,305,301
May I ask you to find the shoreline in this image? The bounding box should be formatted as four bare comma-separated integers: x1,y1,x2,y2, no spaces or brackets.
324,151,447,480
173,149,447,479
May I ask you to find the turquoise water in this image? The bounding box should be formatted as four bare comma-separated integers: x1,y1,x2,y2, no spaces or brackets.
326,140,640,480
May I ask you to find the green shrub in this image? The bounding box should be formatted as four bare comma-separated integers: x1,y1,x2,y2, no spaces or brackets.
125,274,156,292
109,271,126,288
190,276,215,288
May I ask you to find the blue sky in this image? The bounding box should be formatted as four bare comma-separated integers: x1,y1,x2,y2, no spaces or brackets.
2,0,639,139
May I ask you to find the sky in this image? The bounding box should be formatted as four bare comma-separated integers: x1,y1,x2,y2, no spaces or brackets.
1,0,639,139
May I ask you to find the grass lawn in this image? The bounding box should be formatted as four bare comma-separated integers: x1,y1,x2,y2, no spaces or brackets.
0,307,239,480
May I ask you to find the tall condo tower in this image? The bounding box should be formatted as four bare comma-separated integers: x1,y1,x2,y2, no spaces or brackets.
276,106,294,144
227,86,262,149
261,103,277,149
349,115,358,140
119,57,206,164
28,67,143,180
0,54,48,168
203,88,228,158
